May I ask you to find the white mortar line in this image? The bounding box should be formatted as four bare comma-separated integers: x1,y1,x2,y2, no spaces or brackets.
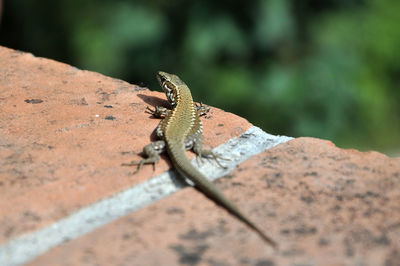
0,126,292,266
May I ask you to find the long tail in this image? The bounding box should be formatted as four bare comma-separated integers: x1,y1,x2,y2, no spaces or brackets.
167,143,278,248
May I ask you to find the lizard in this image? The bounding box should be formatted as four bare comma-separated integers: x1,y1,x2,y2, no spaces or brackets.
123,71,277,248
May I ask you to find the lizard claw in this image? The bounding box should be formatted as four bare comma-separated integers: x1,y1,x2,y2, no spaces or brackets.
121,160,143,174
145,106,156,115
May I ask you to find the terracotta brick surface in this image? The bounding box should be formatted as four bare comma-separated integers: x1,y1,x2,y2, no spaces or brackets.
1,46,400,265
28,138,400,266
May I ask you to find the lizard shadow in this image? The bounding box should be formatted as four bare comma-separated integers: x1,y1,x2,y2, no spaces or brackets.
137,93,169,109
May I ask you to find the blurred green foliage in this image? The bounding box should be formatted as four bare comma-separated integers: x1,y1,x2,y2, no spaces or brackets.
1,0,399,155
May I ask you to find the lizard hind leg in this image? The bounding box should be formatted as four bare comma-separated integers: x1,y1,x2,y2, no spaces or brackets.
193,141,228,169
122,140,166,174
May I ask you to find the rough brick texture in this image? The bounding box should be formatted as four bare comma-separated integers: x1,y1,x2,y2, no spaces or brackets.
1,46,399,265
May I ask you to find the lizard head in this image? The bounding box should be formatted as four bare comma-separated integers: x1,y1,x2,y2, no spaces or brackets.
156,71,185,107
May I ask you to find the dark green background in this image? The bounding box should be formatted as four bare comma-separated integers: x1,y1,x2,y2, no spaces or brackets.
1,0,399,155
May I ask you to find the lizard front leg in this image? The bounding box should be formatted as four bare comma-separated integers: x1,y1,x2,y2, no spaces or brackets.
146,106,171,138
145,106,171,118
195,102,210,116
146,102,206,118
122,140,166,174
